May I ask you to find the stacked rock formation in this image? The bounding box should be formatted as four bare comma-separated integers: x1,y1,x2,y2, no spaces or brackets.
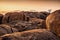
0,10,59,40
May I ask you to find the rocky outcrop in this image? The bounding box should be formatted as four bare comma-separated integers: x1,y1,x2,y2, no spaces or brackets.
2,12,23,24
46,10,60,37
23,11,49,20
8,18,46,32
0,29,58,40
0,24,18,36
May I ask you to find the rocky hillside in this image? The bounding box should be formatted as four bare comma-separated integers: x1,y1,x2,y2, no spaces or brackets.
0,10,60,40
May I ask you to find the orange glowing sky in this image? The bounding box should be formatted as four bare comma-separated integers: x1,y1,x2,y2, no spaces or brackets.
0,1,60,12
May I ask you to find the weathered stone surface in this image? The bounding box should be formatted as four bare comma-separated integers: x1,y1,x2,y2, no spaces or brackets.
22,11,49,20
46,10,60,37
0,24,18,36
0,29,58,40
29,18,46,29
2,11,49,24
31,12,49,20
2,12,23,23
9,18,46,32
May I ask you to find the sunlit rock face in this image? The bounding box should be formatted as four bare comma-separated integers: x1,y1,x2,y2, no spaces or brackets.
46,10,60,37
2,11,49,24
0,14,3,24
2,12,23,24
0,24,18,36
0,29,58,40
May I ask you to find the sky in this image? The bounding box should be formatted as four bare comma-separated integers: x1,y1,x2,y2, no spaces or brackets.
0,0,60,14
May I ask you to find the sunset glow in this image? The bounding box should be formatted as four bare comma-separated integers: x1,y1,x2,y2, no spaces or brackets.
0,1,60,13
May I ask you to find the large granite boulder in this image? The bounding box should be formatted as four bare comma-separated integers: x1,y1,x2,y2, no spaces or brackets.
2,12,23,24
0,29,58,40
46,10,60,37
0,24,18,36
